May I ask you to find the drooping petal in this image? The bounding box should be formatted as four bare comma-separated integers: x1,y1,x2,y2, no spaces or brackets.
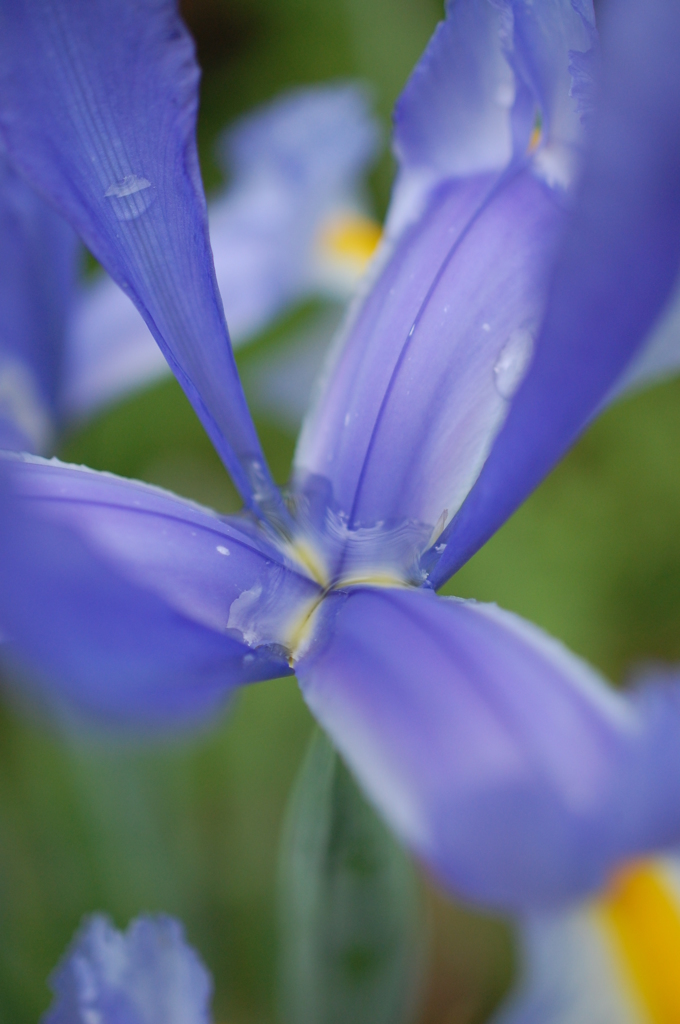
430,0,680,587
296,587,680,911
0,153,78,451
0,457,319,724
295,167,565,576
43,914,212,1024
0,0,281,517
493,856,680,1024
61,82,380,420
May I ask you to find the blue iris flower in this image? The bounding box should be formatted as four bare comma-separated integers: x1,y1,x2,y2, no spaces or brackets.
43,914,213,1024
1,0,680,911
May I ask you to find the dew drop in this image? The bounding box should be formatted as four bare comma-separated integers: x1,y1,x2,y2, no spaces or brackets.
481,322,491,332
243,653,256,665
105,175,154,221
216,545,230,556
494,329,534,399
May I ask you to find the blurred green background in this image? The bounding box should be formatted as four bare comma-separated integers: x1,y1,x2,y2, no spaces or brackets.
2,0,680,1021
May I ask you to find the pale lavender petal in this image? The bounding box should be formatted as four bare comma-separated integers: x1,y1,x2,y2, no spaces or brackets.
0,0,281,517
0,153,78,450
295,168,564,576
430,0,680,586
43,914,212,1024
297,587,680,910
0,458,318,724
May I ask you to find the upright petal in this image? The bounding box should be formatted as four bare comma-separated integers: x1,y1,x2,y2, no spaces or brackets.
294,0,597,581
0,0,282,518
0,153,78,451
0,458,319,724
43,914,212,1024
431,0,680,586
296,587,680,910
294,168,564,576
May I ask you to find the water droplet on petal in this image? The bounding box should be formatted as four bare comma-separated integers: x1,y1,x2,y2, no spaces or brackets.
481,322,491,332
216,545,230,556
494,329,534,399
105,175,154,221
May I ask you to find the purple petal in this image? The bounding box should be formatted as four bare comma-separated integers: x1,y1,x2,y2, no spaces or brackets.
0,0,281,518
0,153,78,451
297,586,680,910
0,458,319,725
430,0,680,586
295,168,564,572
43,914,212,1024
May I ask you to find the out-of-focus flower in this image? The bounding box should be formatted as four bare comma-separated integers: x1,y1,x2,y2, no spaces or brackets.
493,852,680,1023
0,85,380,449
1,0,680,912
43,914,212,1024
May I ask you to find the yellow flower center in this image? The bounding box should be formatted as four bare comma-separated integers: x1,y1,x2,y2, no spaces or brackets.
318,212,382,277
